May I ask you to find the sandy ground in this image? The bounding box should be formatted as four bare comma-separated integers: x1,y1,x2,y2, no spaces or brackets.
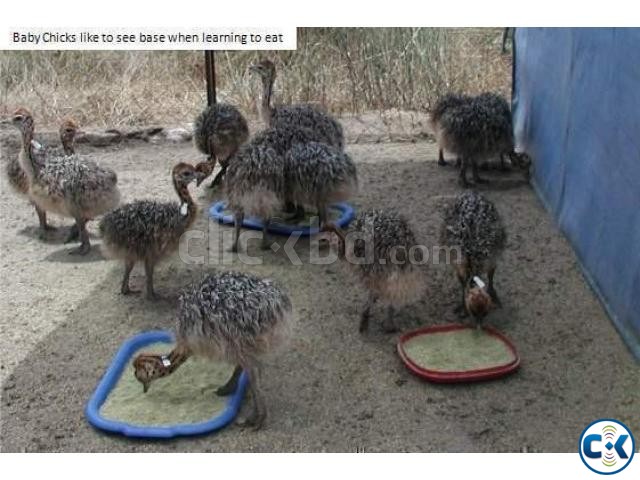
0,128,638,452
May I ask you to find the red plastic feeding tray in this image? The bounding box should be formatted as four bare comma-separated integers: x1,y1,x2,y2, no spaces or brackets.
397,324,520,383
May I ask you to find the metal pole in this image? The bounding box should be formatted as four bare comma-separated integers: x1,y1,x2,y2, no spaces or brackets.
205,50,216,106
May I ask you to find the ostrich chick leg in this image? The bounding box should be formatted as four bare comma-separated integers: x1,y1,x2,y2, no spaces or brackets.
459,157,471,188
144,258,159,300
360,293,378,333
237,366,266,430
283,201,306,222
216,366,243,396
120,259,139,295
231,211,244,253
454,271,469,318
261,217,272,250
68,218,90,255
35,205,56,237
64,223,79,243
382,305,399,333
438,148,447,166
471,159,488,184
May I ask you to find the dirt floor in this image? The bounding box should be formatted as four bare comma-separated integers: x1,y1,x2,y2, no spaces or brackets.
0,124,638,452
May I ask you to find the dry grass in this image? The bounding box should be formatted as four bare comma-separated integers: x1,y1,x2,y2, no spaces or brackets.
0,28,511,128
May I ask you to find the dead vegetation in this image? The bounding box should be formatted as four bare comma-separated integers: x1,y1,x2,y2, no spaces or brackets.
0,28,511,128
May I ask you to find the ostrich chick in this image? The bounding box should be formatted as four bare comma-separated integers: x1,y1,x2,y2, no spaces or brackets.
345,209,424,333
224,126,321,253
193,103,249,189
133,271,292,430
99,163,200,300
10,108,119,254
225,138,285,253
3,116,81,235
249,59,344,150
439,191,506,326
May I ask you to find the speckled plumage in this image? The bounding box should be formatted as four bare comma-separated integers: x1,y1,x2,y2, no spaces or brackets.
474,92,514,156
437,93,514,184
193,103,249,165
225,132,287,221
348,209,423,301
250,59,344,150
175,271,292,364
284,141,357,211
24,152,119,219
250,125,320,156
430,93,472,129
346,209,424,332
99,199,196,260
438,101,493,160
440,190,506,275
430,93,473,165
475,92,511,123
225,126,321,219
270,105,344,150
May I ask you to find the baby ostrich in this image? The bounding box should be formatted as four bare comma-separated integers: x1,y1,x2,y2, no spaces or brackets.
9,108,119,254
439,191,506,326
438,95,516,187
3,117,81,235
284,141,357,239
249,59,344,150
429,93,472,166
224,126,320,253
99,163,200,300
133,271,292,430
344,209,424,333
193,103,249,189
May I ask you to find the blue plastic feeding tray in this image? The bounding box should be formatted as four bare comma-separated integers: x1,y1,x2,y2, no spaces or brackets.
85,330,248,439
208,201,355,237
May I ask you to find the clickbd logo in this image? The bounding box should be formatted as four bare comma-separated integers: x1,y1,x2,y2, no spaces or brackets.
579,419,635,475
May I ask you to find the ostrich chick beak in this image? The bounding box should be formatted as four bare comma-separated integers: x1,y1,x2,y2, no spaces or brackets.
143,382,149,394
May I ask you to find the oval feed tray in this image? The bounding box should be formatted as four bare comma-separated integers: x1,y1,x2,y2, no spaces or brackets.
397,324,520,383
85,330,248,439
208,201,355,237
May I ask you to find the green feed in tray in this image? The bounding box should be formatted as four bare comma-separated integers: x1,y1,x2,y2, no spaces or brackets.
99,342,235,427
403,329,515,372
